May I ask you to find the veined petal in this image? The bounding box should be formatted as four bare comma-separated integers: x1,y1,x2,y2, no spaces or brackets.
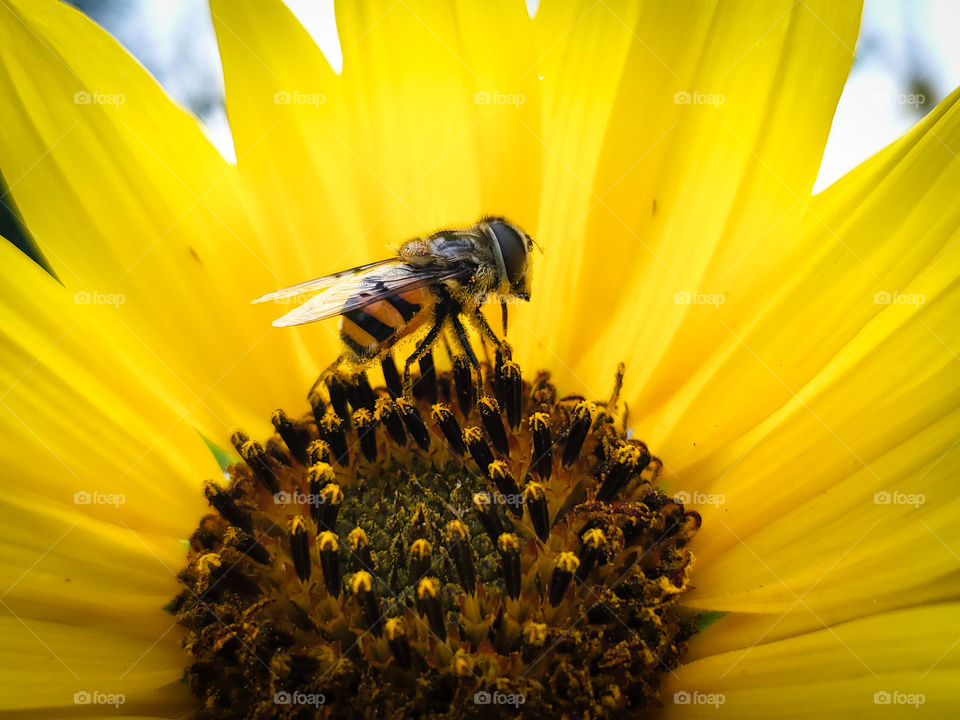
685,569,960,660
0,612,194,714
0,240,215,536
662,603,960,718
0,485,192,715
0,241,208,712
510,0,643,335
0,490,186,630
659,90,960,615
514,1,862,391
0,0,315,441
210,0,377,286
649,87,960,467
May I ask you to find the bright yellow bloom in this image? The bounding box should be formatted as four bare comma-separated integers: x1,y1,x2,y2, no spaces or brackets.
0,0,958,717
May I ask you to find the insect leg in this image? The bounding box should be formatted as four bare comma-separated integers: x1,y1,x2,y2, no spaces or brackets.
450,314,480,370
403,315,446,396
473,306,503,349
308,353,347,401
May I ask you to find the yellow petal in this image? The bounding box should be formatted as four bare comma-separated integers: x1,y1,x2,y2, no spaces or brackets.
0,612,193,714
0,243,205,712
0,489,186,631
0,0,319,441
514,1,862,391
685,569,960,660
0,239,215,536
647,89,960,617
649,86,960,468
0,472,191,714
487,0,640,357
662,603,960,718
210,0,373,283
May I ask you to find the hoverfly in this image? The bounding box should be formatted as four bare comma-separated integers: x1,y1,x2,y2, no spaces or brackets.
252,217,533,394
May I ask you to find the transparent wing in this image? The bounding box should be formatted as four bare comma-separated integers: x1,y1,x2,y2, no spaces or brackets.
250,258,395,304
268,262,465,327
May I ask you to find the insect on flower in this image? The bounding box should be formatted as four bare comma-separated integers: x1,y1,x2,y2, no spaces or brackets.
252,217,534,394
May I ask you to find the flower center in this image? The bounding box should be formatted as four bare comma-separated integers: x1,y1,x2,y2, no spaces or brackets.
173,349,701,718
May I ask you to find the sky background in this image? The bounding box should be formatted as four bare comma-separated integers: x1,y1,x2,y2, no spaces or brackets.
67,0,960,192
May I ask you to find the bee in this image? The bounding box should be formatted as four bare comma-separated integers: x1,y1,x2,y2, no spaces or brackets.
252,217,533,394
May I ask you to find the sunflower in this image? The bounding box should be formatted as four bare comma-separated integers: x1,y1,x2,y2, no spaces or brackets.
1,0,958,717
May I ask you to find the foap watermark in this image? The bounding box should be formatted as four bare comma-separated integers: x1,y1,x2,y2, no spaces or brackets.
74,490,125,508
473,690,526,707
673,690,725,707
674,90,725,107
274,691,325,707
475,292,527,306
73,691,125,707
874,291,925,307
485,491,524,508
886,92,926,109
273,90,325,107
873,491,925,508
274,490,328,507
474,90,525,108
874,690,925,707
73,90,125,107
74,290,126,307
674,490,725,508
675,291,726,307
263,293,313,306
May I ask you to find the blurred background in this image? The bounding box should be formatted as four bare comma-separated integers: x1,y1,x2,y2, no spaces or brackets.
3,0,959,260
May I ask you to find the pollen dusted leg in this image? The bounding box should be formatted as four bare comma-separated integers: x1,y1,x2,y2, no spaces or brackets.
402,315,446,395
450,314,479,370
308,352,349,401
473,305,503,350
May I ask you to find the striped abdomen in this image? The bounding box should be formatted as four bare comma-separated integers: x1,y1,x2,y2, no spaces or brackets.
339,287,432,360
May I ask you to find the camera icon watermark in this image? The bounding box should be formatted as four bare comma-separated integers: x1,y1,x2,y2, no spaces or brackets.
273,90,325,107
273,690,325,707
488,491,524,507
873,290,925,307
473,690,525,706
73,690,125,707
274,490,328,506
270,293,312,306
73,290,126,307
73,490,126,508
474,90,525,108
873,690,925,707
674,90,725,107
477,292,527,306
73,90,125,107
673,690,725,707
674,490,725,508
886,92,926,109
674,290,726,307
873,491,925,508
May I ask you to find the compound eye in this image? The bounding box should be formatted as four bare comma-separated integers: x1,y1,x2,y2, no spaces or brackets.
490,221,527,286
